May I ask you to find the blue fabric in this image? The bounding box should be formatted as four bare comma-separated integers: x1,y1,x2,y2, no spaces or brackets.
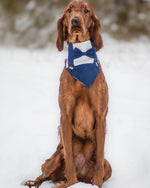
66,41,100,88
74,46,96,59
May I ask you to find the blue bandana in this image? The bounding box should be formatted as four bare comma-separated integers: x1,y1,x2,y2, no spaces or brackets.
66,40,100,88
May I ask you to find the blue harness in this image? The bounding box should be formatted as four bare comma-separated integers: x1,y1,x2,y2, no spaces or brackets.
66,40,100,88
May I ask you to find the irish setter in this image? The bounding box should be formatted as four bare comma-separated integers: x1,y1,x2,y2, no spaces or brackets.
25,0,112,188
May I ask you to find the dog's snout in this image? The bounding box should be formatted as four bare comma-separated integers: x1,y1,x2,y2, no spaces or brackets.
71,17,80,26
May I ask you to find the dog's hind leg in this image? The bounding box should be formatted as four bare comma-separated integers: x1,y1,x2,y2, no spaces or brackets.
25,144,65,188
103,159,112,182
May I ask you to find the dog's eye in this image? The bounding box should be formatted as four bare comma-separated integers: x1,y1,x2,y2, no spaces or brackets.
84,9,89,13
67,8,72,13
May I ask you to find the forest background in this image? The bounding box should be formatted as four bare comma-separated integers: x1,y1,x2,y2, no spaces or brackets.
0,0,149,48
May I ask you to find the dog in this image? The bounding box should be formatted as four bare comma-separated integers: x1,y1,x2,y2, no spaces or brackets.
25,1,112,188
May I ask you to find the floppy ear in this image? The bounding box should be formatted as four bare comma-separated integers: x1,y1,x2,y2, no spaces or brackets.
56,16,64,51
90,14,103,51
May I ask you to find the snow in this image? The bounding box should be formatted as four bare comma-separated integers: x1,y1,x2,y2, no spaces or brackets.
0,35,150,188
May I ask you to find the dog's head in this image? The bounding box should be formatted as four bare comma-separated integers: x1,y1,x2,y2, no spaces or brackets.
56,0,103,51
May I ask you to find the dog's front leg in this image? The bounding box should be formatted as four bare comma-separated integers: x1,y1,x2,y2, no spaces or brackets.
92,115,106,188
61,113,78,186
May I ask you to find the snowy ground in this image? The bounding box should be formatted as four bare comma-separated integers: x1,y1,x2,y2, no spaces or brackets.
0,34,150,188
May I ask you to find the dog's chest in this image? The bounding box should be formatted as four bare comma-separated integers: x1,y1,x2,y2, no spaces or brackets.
72,94,95,140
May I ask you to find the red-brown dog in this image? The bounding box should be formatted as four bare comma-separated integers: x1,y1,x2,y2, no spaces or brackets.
25,1,112,188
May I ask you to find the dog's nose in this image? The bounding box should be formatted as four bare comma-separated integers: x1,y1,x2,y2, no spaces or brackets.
71,17,80,26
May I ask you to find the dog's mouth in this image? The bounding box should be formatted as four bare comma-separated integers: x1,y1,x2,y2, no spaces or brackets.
71,26,83,34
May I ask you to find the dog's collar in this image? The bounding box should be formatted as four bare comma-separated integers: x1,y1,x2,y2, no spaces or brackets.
66,40,100,88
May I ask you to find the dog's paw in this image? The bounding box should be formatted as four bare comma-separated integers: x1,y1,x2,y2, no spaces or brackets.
54,182,67,188
92,176,103,188
24,180,40,188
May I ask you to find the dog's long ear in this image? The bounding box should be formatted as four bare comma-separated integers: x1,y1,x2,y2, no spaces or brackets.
90,13,103,51
56,16,65,51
